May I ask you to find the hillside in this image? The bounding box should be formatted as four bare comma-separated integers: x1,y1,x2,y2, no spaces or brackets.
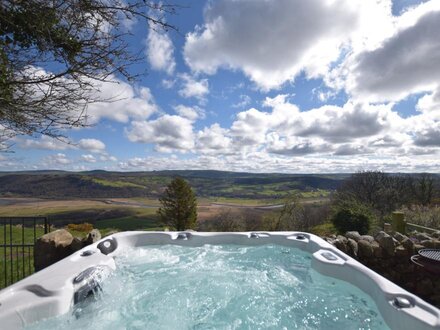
0,170,346,199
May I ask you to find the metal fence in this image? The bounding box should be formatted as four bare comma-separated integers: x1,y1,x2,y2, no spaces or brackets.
0,217,50,289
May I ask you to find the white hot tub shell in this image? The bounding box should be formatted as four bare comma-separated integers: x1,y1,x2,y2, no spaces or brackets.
0,231,439,329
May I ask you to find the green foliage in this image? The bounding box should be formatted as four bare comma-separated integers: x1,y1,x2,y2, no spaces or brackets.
88,177,145,189
67,223,93,232
331,202,374,235
310,222,337,236
157,177,197,231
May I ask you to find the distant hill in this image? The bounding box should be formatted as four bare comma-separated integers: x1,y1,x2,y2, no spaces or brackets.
0,170,347,199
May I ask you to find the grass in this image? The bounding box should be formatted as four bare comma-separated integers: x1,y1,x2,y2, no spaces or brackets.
94,209,161,232
310,222,337,236
300,189,331,199
0,226,46,288
130,197,161,205
205,197,279,206
0,225,45,244
89,177,146,189
0,203,123,217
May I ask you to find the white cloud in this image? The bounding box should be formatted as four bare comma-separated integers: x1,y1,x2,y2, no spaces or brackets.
8,1,440,173
184,0,388,90
266,136,332,156
178,73,209,100
413,128,440,147
20,136,106,154
0,155,19,169
409,112,440,147
189,95,405,158
80,154,97,163
232,95,251,108
183,0,440,105
126,115,195,152
333,144,373,156
295,103,399,143
230,108,272,146
162,78,176,89
345,6,440,102
417,87,440,113
77,138,106,154
174,105,205,121
43,153,71,166
20,136,70,151
146,29,176,75
193,94,437,160
196,124,232,153
117,151,439,173
87,80,158,123
12,68,158,127
99,155,117,162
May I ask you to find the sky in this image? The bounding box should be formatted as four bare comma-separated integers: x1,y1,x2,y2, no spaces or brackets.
1,0,439,173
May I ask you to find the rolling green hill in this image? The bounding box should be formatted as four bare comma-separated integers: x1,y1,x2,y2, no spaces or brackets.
0,170,346,199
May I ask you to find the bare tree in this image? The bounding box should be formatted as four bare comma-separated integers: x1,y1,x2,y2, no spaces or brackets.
0,0,179,148
273,193,305,231
200,209,245,232
334,171,413,217
413,173,435,206
302,203,331,230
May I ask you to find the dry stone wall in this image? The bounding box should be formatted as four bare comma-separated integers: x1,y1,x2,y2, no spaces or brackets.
323,230,440,308
34,229,102,271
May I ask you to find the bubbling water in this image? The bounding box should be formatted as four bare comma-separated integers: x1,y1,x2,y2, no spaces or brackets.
28,244,390,329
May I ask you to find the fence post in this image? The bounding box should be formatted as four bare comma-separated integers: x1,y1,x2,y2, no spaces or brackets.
392,211,406,233
44,217,49,234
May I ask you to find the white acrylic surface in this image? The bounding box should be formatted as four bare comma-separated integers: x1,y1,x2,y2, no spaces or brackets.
0,231,438,329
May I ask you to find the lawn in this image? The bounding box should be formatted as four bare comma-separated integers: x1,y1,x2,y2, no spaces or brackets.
0,225,46,288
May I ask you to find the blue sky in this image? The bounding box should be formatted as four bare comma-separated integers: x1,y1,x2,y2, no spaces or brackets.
1,0,439,173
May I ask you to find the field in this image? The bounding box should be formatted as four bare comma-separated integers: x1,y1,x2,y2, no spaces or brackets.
0,197,275,230
0,193,331,233
0,225,46,288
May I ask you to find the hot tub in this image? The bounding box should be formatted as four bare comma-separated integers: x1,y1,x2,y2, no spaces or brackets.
0,231,439,329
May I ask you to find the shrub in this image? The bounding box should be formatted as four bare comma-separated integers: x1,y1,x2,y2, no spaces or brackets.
199,208,271,232
198,209,245,232
331,204,373,235
401,205,440,229
67,222,93,232
310,222,337,236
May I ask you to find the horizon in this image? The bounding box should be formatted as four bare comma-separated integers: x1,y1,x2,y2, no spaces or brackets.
0,169,437,175
1,0,439,173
